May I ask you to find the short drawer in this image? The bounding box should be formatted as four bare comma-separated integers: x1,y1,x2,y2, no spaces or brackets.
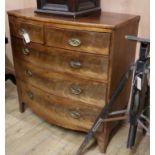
20,81,102,131
15,59,107,107
9,16,44,44
12,38,109,82
45,26,111,55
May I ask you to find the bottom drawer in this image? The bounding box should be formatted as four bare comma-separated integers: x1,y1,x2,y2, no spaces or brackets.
20,81,102,131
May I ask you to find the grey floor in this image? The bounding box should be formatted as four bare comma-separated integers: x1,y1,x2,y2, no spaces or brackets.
5,80,150,155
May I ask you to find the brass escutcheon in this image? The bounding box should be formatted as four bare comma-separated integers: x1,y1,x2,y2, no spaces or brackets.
27,91,33,100
70,111,81,119
22,48,30,55
69,60,82,69
25,69,32,77
70,85,82,95
68,38,81,47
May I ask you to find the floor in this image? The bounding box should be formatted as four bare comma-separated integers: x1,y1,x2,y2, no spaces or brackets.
5,80,150,155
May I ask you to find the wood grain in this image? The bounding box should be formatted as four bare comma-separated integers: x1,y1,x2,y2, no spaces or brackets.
14,59,107,107
9,16,44,44
96,16,140,153
20,81,102,131
45,26,111,54
12,38,109,82
7,8,140,31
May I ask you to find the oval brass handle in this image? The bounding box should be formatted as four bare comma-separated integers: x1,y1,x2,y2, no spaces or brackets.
68,38,81,47
25,70,32,77
22,48,30,55
19,28,30,44
70,111,81,119
70,85,82,95
27,91,33,100
69,60,82,69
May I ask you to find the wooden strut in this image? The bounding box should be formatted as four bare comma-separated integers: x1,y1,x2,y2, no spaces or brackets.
92,110,128,132
102,115,128,122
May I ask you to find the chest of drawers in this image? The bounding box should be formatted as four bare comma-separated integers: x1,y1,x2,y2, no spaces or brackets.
8,8,140,153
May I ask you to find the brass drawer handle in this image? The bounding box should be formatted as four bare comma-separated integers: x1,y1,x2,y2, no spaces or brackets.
70,111,81,119
70,85,82,95
69,60,82,69
25,69,32,77
22,48,30,55
19,28,27,36
27,91,33,100
68,38,81,47
19,28,30,44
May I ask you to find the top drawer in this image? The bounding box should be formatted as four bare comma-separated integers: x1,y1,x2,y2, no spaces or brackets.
45,26,111,55
8,16,44,44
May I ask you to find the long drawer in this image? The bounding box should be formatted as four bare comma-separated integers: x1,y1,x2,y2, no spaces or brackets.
14,59,107,107
12,38,109,82
9,16,44,44
20,81,102,131
45,26,111,55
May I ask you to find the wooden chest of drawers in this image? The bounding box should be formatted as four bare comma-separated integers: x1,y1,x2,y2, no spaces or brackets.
8,8,140,153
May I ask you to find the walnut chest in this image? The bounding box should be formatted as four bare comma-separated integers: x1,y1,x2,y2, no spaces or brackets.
8,8,140,153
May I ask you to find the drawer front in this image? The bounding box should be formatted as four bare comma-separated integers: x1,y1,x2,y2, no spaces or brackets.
14,59,107,107
20,82,101,131
45,26,111,55
12,38,109,82
9,16,44,44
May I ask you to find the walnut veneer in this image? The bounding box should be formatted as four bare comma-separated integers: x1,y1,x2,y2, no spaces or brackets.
8,8,140,153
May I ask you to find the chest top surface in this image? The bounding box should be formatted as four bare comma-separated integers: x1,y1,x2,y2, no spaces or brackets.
8,8,140,30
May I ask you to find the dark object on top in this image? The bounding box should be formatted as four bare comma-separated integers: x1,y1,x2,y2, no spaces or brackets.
35,0,101,17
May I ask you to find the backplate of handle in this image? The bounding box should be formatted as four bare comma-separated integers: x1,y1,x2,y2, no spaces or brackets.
22,48,30,55
68,38,81,47
27,91,33,100
25,69,32,77
70,111,81,119
70,60,82,69
70,85,82,95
